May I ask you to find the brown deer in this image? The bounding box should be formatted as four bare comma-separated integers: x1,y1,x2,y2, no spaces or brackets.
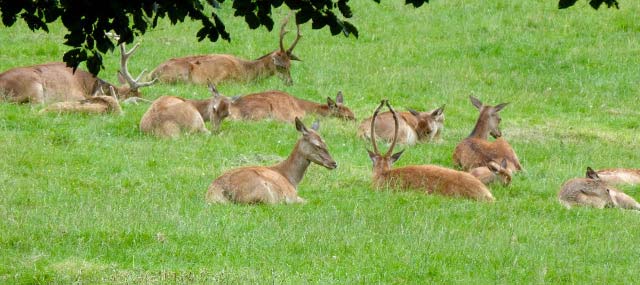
469,159,512,186
452,96,522,172
366,100,494,202
558,167,640,210
224,90,354,123
151,16,301,86
206,118,337,204
594,168,640,186
357,105,445,145
139,84,230,138
0,42,155,104
39,86,122,115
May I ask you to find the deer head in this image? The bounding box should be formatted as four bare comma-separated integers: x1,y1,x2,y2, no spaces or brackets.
367,100,405,176
408,104,445,140
271,15,302,86
327,91,355,120
295,117,337,169
207,83,231,133
487,159,512,186
113,42,157,98
470,96,508,138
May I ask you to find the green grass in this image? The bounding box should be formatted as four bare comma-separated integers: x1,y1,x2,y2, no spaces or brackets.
1,0,640,283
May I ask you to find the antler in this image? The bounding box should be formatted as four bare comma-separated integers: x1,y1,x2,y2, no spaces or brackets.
279,13,302,53
370,100,386,155
385,100,400,157
119,43,157,90
287,23,302,54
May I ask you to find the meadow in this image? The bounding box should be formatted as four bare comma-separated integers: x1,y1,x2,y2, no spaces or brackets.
1,0,640,283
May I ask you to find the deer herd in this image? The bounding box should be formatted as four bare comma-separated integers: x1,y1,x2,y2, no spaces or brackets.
1,16,638,211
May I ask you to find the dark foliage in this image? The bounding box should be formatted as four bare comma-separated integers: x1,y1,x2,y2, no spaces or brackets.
0,0,429,75
558,0,619,9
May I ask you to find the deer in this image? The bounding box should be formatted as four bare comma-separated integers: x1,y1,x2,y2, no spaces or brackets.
593,168,640,186
0,42,156,104
39,86,122,115
206,118,337,204
469,159,512,186
151,16,301,86
357,105,445,145
452,96,522,172
558,167,640,210
366,100,494,202
222,90,354,123
139,84,230,138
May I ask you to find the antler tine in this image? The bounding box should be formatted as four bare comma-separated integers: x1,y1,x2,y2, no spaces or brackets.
108,85,118,101
385,100,400,157
370,99,386,155
287,23,302,53
279,14,291,52
119,42,157,90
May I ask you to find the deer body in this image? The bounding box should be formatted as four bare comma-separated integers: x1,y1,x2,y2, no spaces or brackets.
206,118,336,204
228,90,354,123
453,96,521,172
469,159,512,186
140,85,229,138
40,95,122,115
366,100,494,202
151,17,301,86
595,168,640,186
358,106,444,145
559,167,640,210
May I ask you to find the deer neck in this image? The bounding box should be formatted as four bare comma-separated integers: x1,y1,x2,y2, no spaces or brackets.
468,115,490,139
296,99,329,116
240,53,276,81
270,141,310,188
188,99,212,121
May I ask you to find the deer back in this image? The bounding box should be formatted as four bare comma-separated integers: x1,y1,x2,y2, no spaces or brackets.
453,138,522,172
140,96,208,138
358,112,417,145
469,159,512,186
39,95,122,115
595,168,640,186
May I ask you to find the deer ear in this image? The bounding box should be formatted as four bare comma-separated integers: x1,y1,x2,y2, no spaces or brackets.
336,91,344,105
288,52,301,61
327,97,337,108
487,162,500,172
367,149,377,163
208,83,219,97
408,109,420,117
295,117,309,134
390,149,405,164
470,96,483,110
494,102,509,113
501,158,508,169
586,167,600,180
117,71,126,85
431,104,445,117
311,119,320,131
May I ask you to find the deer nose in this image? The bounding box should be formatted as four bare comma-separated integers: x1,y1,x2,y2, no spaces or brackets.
327,161,338,169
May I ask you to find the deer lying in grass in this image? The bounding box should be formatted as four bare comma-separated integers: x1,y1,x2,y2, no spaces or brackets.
469,159,512,186
140,84,229,138
453,96,522,172
151,16,301,86
0,42,155,104
593,168,640,186
39,86,122,115
558,167,640,210
224,90,354,123
206,118,336,204
357,105,445,145
366,100,494,202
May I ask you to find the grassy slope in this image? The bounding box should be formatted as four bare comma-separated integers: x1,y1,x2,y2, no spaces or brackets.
1,0,639,283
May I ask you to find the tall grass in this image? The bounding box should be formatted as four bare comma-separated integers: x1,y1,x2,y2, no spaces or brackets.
1,0,639,283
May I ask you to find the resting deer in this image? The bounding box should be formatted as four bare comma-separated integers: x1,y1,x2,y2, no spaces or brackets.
469,159,512,186
39,86,122,115
357,105,445,145
223,90,354,123
0,42,155,104
558,167,640,210
366,100,494,202
593,168,640,186
453,96,522,172
206,118,337,204
151,16,301,86
140,84,229,138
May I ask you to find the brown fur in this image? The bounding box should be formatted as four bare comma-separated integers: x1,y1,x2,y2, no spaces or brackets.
357,105,445,145
206,118,336,204
595,168,640,186
139,84,229,138
39,95,122,115
558,167,640,210
453,96,522,172
469,159,512,186
227,90,354,123
151,18,301,86
367,100,494,202
0,43,154,104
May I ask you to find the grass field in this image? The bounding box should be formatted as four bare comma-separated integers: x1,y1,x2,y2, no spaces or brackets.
1,0,640,283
